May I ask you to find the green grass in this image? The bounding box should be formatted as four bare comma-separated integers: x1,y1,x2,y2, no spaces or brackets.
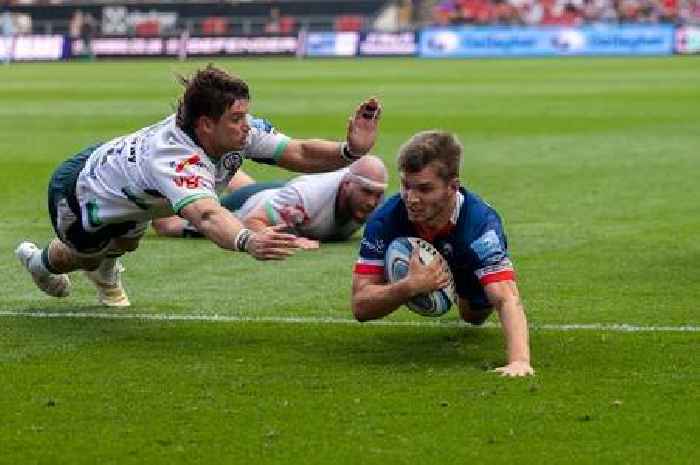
1,57,699,464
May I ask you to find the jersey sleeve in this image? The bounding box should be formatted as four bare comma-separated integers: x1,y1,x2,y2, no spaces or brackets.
263,185,309,229
470,213,515,285
146,149,218,215
353,219,388,277
244,116,291,166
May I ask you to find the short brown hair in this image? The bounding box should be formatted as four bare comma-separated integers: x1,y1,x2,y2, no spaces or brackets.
397,131,462,181
175,64,250,135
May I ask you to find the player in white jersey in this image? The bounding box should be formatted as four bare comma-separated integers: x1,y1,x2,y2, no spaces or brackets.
16,65,382,307
152,156,389,249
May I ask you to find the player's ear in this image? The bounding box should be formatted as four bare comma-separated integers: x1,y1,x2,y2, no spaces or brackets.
448,177,459,192
196,115,215,134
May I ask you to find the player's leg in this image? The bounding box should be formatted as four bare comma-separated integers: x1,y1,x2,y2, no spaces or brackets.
458,297,494,326
453,273,494,326
224,169,256,194
219,180,287,212
16,146,105,297
152,216,202,238
83,223,147,308
15,239,75,297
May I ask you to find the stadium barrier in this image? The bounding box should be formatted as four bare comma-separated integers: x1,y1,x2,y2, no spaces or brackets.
676,26,700,54
2,24,698,62
419,25,676,58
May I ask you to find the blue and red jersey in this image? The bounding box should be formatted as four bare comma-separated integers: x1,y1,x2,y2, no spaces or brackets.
354,188,515,310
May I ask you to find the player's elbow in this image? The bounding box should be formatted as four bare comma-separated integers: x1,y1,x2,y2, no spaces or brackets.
152,218,180,238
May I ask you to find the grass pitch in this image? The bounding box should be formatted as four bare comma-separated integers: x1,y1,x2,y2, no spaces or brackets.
0,57,699,464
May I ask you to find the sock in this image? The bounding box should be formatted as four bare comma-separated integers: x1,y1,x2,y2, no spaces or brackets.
27,247,54,275
94,257,119,285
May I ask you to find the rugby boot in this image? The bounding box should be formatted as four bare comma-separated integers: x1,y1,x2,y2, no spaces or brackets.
84,258,130,307
15,241,71,298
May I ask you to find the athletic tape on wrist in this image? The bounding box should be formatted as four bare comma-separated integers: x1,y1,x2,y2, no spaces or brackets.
339,142,362,163
234,228,252,252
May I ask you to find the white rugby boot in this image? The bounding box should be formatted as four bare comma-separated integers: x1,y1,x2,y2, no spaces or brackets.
84,258,130,307
15,241,71,298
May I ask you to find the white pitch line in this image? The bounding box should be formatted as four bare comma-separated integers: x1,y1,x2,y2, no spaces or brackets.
0,311,698,333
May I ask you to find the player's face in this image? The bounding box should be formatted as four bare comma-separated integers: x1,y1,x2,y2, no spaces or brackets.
346,181,385,223
400,162,457,227
212,99,250,153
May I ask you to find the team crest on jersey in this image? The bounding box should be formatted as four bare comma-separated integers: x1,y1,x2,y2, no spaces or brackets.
222,152,243,172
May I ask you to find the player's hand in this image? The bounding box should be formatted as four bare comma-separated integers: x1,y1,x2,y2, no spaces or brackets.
346,97,382,157
246,225,299,260
493,361,535,377
294,237,320,250
405,249,451,297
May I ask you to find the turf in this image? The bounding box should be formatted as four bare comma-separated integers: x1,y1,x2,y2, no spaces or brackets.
0,57,699,464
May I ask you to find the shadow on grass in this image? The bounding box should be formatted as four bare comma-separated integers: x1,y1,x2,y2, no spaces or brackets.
5,306,505,372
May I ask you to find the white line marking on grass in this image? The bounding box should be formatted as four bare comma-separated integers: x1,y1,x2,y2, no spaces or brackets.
0,311,698,333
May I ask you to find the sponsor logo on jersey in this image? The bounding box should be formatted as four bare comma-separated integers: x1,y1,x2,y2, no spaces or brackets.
470,229,503,261
175,154,204,173
173,175,203,189
360,238,385,255
250,117,276,134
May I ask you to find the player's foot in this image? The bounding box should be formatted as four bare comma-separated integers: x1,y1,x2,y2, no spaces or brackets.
15,241,71,298
84,259,130,307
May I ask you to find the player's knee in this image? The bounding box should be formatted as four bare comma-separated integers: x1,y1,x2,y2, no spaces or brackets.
112,238,140,253
459,299,493,326
351,303,370,323
460,308,493,326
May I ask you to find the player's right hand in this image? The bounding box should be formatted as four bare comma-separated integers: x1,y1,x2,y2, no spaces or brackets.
346,97,382,157
246,225,300,260
405,249,451,297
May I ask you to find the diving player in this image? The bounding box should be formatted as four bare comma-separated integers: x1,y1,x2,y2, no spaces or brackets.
351,131,534,377
16,64,382,307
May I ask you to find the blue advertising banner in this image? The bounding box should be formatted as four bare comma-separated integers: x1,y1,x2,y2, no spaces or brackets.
304,32,359,57
419,25,675,58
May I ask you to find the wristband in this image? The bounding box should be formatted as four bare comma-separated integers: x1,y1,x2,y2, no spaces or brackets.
234,228,252,252
339,141,362,163
182,224,203,238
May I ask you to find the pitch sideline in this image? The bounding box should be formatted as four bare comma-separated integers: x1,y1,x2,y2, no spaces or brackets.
0,310,698,333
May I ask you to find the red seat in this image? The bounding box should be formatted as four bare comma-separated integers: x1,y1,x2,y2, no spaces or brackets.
334,15,364,32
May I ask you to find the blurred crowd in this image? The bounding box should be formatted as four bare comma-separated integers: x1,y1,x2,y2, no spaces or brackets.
432,0,700,25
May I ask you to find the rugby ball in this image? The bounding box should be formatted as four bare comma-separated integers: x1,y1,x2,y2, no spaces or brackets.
384,237,456,317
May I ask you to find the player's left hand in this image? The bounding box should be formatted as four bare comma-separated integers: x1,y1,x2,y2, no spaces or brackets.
294,237,320,250
493,361,535,377
346,97,382,157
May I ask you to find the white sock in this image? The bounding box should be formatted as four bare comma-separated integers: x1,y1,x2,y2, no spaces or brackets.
27,249,51,275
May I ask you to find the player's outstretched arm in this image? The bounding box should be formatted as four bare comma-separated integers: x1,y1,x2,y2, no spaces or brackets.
277,97,381,173
180,197,298,260
484,280,535,377
351,250,450,322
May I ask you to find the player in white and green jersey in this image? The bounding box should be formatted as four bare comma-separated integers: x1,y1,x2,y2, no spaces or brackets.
16,64,382,307
153,156,389,249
